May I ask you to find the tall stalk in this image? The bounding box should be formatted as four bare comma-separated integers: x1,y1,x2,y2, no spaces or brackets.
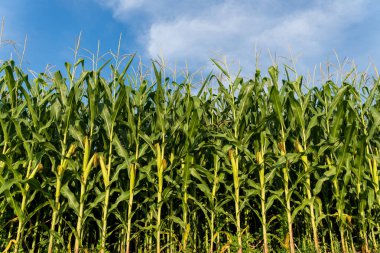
289,80,320,253
295,140,320,253
269,66,295,253
229,149,242,252
74,136,97,253
279,141,295,253
124,81,146,253
48,143,76,253
48,68,78,253
156,143,166,253
99,75,126,252
209,153,219,253
180,154,192,251
257,149,268,253
99,154,111,253
14,161,42,253
125,161,136,253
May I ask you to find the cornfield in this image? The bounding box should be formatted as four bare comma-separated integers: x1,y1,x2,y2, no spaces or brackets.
0,56,379,253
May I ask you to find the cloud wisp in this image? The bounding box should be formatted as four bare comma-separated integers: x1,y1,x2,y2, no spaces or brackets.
95,0,370,73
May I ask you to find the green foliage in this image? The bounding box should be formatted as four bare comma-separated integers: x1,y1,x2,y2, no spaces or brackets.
0,58,379,253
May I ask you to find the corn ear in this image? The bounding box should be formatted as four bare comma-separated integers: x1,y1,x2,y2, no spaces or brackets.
99,155,109,188
83,153,97,183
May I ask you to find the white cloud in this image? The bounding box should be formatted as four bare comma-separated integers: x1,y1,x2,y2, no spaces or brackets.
95,0,146,18
96,0,371,73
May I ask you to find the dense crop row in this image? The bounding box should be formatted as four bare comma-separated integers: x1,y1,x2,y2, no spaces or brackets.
0,57,379,253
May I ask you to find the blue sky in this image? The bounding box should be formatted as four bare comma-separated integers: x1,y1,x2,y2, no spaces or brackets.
1,0,380,78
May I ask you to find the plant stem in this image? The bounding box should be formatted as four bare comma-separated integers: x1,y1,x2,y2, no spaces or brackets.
156,143,166,253
296,141,320,253
126,164,136,253
48,174,62,253
209,154,219,253
229,149,242,253
258,151,268,253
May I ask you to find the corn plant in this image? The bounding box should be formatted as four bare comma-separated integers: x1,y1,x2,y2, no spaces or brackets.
0,55,380,253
